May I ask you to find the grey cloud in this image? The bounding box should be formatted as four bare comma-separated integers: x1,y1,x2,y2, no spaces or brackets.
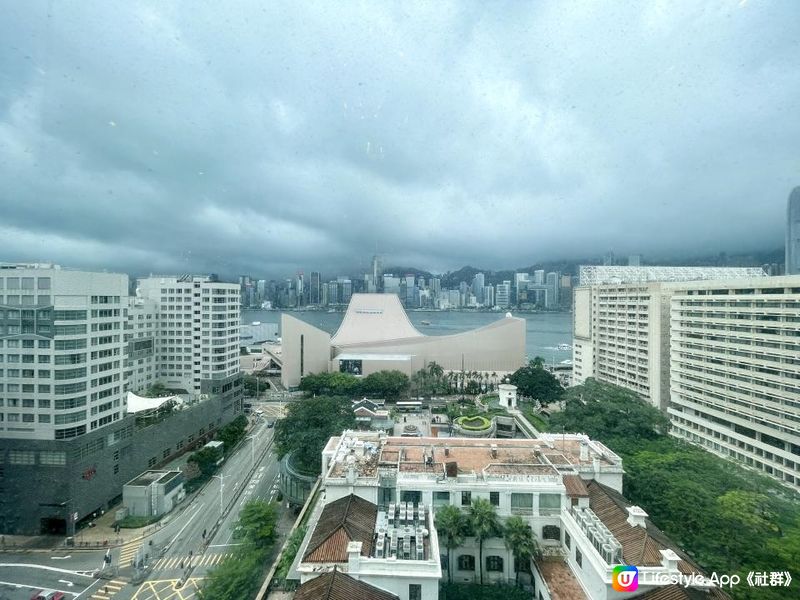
0,0,798,279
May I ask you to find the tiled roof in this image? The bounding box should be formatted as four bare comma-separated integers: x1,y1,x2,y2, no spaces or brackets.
537,558,588,600
637,584,731,600
585,481,713,576
562,474,589,498
303,494,377,563
294,567,399,600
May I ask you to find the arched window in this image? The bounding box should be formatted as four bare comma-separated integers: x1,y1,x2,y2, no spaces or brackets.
542,525,561,540
486,555,504,572
457,554,475,571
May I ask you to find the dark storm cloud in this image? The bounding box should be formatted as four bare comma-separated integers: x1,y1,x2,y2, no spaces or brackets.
1,0,798,278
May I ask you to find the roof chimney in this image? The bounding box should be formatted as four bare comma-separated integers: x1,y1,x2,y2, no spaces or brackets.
444,446,450,457
626,506,648,528
490,444,498,459
660,549,680,571
347,541,362,574
346,465,357,485
579,441,589,461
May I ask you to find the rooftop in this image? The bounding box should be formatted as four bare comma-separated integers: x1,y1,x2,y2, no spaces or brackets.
293,567,399,600
303,494,377,563
538,558,588,600
325,431,622,482
125,470,181,488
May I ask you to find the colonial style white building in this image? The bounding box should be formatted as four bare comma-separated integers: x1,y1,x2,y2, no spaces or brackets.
293,431,727,600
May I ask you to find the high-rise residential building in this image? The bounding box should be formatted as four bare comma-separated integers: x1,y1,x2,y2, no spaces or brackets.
0,265,243,535
447,289,460,308
533,270,545,285
430,277,441,298
483,285,495,307
371,255,384,292
327,281,339,305
338,278,353,305
125,295,158,394
309,272,321,305
383,274,400,296
572,267,768,408
787,187,800,275
496,281,511,308
545,272,560,308
669,276,800,491
137,275,241,399
321,283,329,306
472,273,485,304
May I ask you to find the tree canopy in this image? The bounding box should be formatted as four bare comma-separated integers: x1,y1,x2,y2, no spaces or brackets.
507,359,564,407
553,378,800,600
273,395,356,474
298,369,410,400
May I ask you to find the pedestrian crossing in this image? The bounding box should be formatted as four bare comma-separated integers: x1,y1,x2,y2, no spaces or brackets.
88,579,126,600
153,552,233,570
118,540,142,566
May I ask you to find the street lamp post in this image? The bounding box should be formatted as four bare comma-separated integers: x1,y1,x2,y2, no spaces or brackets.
212,474,225,515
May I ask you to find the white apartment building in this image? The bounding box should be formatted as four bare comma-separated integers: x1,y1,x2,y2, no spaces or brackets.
496,281,511,308
124,296,158,394
137,275,240,399
571,267,766,409
297,431,725,600
669,276,800,491
0,264,128,441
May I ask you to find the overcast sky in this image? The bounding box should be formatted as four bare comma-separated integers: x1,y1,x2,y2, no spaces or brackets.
1,1,798,279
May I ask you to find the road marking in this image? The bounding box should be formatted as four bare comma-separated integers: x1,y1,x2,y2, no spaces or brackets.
0,563,95,577
165,503,204,550
59,579,75,587
118,540,142,567
85,578,126,600
0,578,80,596
51,555,72,560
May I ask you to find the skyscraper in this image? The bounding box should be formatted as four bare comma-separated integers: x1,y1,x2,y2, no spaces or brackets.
371,255,384,292
472,273,484,304
309,272,321,305
787,187,800,275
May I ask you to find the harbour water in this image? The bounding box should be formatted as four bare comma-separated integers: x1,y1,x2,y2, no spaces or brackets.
242,309,574,364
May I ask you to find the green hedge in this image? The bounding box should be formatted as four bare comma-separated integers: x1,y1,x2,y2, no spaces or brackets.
455,415,491,430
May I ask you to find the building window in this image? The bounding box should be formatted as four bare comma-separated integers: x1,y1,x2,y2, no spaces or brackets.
511,493,533,515
433,491,450,509
113,464,119,474
543,525,561,540
575,547,582,568
401,490,421,504
457,555,475,571
565,531,571,549
461,491,472,506
486,556,504,572
409,584,422,600
489,491,500,506
539,493,561,514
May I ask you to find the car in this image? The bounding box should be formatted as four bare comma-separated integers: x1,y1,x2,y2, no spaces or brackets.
31,591,65,600
267,420,275,428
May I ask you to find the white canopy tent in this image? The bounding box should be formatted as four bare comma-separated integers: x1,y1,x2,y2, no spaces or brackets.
126,391,184,414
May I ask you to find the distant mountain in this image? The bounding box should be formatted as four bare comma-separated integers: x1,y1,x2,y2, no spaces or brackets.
383,266,434,280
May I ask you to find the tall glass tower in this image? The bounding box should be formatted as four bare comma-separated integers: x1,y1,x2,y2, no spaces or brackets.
787,187,800,275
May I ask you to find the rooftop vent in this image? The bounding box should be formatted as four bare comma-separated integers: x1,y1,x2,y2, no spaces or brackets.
445,461,458,478
490,444,498,459
626,506,648,528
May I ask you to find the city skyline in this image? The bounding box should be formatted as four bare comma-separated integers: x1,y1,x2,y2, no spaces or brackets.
2,2,799,278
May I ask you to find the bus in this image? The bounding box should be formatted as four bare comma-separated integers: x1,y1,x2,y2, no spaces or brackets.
396,401,423,413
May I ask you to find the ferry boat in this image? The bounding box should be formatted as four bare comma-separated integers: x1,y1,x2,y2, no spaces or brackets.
420,320,431,326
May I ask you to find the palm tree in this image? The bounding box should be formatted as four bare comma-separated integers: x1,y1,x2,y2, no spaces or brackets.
504,516,539,585
427,361,444,380
491,371,497,391
435,504,466,584
468,498,501,584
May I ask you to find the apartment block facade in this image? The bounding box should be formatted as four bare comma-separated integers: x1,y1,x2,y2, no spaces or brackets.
0,265,243,535
669,276,800,491
572,269,800,491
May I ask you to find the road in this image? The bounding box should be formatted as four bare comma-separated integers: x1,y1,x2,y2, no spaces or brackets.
0,403,289,600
